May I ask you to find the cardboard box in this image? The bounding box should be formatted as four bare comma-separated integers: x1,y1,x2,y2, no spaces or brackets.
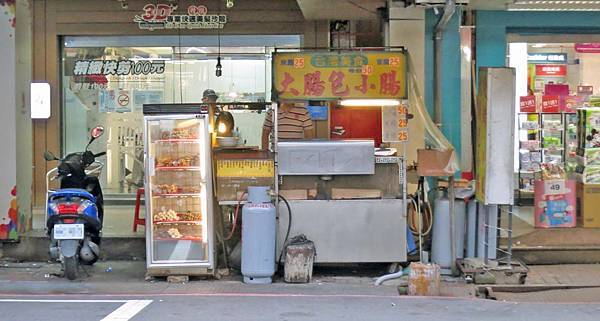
577,183,600,228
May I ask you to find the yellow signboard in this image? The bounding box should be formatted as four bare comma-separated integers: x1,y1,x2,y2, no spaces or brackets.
273,51,407,100
216,159,274,178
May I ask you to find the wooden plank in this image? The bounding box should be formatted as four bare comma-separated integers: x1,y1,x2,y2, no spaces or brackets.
331,188,382,200
279,189,308,200
32,0,46,79
55,9,304,24
45,0,60,180
55,0,300,12
56,21,305,35
32,121,47,206
32,0,47,207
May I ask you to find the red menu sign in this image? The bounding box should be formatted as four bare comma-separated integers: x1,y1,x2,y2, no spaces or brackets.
542,95,560,113
520,95,536,113
575,43,600,54
536,64,567,77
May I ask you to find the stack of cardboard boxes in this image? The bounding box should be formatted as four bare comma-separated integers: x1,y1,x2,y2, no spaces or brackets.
575,108,600,227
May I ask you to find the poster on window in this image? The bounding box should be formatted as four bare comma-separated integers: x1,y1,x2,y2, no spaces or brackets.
99,90,132,113
134,90,164,111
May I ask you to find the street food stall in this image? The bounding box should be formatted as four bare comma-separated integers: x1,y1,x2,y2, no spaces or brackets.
270,49,409,263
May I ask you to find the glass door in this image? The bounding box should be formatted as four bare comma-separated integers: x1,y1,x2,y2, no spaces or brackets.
145,115,210,265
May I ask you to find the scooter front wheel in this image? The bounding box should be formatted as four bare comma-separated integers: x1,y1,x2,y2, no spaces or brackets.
63,256,78,280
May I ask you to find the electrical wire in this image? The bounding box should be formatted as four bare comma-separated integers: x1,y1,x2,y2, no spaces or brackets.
225,192,246,241
277,194,292,267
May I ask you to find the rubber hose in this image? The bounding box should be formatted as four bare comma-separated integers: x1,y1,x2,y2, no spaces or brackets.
374,269,405,286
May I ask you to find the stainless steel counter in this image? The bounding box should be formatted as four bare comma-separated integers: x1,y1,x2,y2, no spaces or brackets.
276,199,407,263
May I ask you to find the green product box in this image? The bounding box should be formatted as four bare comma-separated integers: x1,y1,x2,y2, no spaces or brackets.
578,108,600,149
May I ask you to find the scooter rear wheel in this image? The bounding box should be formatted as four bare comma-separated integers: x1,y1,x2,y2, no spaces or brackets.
63,256,78,280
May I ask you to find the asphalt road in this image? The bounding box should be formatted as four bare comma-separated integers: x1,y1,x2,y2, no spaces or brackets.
2,293,600,321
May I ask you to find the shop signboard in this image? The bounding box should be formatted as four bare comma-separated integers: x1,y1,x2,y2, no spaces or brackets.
520,95,536,113
382,103,409,143
535,64,567,77
527,53,567,63
541,95,560,113
575,43,600,54
272,51,407,100
134,3,227,30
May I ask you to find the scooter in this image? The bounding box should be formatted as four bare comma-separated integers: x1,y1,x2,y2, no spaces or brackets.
44,126,106,280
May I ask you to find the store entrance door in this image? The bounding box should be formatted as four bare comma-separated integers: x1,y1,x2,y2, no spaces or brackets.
330,106,382,146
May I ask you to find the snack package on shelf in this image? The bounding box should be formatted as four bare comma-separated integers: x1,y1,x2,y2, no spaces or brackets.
541,163,566,180
575,165,600,184
543,120,562,131
521,140,540,151
576,148,600,167
530,151,542,163
521,121,539,130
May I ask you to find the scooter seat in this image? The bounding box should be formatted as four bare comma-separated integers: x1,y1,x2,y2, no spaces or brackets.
49,188,97,203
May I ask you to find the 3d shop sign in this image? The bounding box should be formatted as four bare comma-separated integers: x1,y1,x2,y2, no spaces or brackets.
527,53,567,63
73,60,166,76
134,4,227,30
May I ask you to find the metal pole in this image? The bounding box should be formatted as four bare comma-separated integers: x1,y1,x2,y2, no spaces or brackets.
507,205,513,267
483,204,489,265
402,142,410,262
448,175,457,275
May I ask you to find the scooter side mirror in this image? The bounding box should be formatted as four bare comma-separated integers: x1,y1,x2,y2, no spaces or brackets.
44,151,58,161
90,126,104,139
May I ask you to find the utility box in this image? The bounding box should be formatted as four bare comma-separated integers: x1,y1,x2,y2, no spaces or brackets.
284,239,315,283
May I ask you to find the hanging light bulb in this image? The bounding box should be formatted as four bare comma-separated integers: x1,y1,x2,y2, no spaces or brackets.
215,56,222,77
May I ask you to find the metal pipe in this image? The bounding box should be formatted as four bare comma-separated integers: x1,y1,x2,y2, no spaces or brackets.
433,0,456,126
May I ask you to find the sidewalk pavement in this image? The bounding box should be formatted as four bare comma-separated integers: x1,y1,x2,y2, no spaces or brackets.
0,260,476,298
4,259,600,303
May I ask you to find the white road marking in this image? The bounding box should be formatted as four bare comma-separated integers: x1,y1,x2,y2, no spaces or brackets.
0,299,127,303
0,299,153,321
100,300,153,321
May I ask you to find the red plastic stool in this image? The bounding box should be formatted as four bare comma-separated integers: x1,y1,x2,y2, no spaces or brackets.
133,188,146,232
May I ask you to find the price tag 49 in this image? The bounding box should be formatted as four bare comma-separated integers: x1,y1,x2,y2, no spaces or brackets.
544,179,566,195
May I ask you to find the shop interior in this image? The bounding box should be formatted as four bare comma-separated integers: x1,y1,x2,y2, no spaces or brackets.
507,41,600,245
33,35,301,236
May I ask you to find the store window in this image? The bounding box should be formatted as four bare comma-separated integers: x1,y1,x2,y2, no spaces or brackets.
509,41,600,201
61,35,300,197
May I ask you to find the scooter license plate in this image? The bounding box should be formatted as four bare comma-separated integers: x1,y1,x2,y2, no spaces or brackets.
53,224,84,240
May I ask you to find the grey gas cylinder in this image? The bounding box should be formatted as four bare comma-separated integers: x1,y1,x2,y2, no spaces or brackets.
241,186,276,284
431,194,466,270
